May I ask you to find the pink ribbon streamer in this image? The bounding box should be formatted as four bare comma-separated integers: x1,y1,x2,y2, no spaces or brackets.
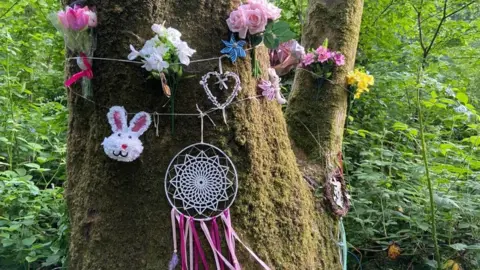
190,218,209,270
221,210,271,270
178,214,187,270
223,210,240,269
211,218,224,270
64,52,93,87
200,221,235,270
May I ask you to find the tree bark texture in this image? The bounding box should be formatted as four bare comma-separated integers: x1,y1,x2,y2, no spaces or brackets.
286,0,364,185
65,0,354,269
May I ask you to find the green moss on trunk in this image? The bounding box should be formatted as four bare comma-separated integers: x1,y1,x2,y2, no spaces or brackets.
284,0,365,267
286,0,364,176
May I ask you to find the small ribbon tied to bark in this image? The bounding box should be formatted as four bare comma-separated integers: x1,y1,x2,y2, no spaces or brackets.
65,52,93,87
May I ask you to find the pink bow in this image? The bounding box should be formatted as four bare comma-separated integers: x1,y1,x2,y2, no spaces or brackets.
64,53,93,87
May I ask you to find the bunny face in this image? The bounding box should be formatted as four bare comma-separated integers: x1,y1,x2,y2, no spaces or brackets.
101,106,151,162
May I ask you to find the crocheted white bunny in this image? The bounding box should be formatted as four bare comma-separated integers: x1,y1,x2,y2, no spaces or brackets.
102,106,151,162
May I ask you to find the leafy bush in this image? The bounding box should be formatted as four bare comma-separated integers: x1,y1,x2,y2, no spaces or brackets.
343,0,480,269
0,0,67,268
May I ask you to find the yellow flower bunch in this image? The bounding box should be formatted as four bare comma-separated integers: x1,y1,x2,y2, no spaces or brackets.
346,69,374,99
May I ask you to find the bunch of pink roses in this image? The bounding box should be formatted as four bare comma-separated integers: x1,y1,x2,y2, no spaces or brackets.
226,0,281,39
302,45,345,67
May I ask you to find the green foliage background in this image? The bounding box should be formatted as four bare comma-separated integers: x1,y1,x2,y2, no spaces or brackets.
0,0,68,269
0,0,479,269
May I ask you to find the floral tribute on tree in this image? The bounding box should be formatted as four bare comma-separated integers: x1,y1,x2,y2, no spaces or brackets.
226,0,295,77
301,39,345,78
50,4,97,96
128,23,196,98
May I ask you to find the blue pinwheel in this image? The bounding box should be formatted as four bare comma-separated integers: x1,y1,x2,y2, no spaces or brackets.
220,35,246,63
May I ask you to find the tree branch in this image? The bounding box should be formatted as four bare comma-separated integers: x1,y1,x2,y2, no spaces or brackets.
412,0,426,53
424,0,448,57
420,0,477,23
0,0,21,19
445,0,477,19
373,0,396,25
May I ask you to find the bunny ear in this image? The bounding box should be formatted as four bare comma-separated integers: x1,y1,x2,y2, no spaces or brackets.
128,112,151,136
107,106,127,133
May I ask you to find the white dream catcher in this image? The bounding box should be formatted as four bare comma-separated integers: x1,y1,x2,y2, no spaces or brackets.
165,143,238,220
165,64,270,270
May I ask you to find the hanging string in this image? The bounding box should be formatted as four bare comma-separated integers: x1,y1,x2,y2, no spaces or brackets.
338,218,348,270
196,105,205,143
68,82,262,119
66,48,254,67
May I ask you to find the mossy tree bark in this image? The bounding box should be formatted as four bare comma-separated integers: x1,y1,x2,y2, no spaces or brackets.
65,0,360,269
285,0,364,193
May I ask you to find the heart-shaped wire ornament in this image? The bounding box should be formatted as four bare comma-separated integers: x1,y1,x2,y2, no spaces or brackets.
200,71,241,123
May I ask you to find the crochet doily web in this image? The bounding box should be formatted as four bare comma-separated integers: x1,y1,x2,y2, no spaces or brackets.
165,143,238,220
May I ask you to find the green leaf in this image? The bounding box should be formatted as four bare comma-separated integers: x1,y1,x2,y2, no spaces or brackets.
271,21,296,42
456,92,468,104
449,243,468,251
322,38,329,48
22,236,37,246
250,34,263,47
15,168,26,176
462,136,480,146
263,32,280,49
43,254,61,266
25,255,38,263
393,122,408,131
24,163,40,169
2,238,15,247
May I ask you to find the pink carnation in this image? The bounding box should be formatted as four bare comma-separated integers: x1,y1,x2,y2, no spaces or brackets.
242,4,268,35
226,8,248,39
302,53,315,66
316,46,331,63
332,52,345,66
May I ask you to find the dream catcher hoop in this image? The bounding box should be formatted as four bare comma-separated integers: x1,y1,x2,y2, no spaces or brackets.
165,142,238,221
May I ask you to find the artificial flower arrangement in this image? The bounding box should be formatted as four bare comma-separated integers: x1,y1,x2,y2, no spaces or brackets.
128,23,196,97
225,0,295,76
50,5,97,96
346,69,374,99
300,39,346,77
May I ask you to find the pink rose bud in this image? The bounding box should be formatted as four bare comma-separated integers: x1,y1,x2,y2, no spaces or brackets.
226,8,248,39
243,5,268,35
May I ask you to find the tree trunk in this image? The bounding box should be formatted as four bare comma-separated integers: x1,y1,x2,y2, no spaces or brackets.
65,0,359,269
286,0,363,191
